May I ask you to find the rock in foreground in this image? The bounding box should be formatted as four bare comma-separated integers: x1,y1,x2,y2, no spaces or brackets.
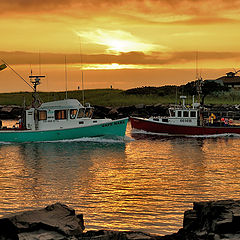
0,203,84,240
1,200,240,239
159,199,240,240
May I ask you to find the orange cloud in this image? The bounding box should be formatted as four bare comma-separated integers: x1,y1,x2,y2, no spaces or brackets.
1,50,240,66
1,0,240,17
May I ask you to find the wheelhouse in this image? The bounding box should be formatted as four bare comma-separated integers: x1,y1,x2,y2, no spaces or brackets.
25,99,94,130
169,108,198,119
152,95,201,127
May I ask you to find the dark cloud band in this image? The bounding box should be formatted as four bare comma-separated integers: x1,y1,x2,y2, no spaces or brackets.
1,50,239,65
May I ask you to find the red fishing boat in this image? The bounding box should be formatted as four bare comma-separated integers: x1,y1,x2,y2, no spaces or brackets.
130,96,240,136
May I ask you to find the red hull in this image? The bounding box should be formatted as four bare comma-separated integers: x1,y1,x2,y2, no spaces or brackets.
130,117,240,136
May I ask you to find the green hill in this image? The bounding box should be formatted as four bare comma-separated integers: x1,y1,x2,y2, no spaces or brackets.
0,85,240,106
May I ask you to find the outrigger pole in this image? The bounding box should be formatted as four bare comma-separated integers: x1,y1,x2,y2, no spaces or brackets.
0,59,34,91
0,59,45,108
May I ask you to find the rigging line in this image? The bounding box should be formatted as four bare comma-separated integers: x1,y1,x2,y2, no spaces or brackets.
0,58,34,91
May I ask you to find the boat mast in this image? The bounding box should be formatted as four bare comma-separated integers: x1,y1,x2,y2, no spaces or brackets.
195,51,203,103
82,71,85,106
29,75,45,108
196,51,199,80
65,56,68,99
79,37,85,106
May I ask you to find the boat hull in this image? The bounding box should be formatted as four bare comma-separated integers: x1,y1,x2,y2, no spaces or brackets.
0,118,128,143
130,117,240,136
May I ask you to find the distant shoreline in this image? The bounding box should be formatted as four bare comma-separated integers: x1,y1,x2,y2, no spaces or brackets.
0,86,240,107
1,103,240,121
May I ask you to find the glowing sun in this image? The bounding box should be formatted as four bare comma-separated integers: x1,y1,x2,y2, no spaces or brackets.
77,29,158,54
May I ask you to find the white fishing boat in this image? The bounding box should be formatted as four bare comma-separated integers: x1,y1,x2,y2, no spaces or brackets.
0,75,128,142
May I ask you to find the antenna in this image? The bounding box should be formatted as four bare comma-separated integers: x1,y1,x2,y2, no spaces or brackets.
30,63,33,76
65,56,68,99
82,71,85,106
29,75,45,108
79,37,85,106
196,51,199,79
39,51,41,75
175,86,178,106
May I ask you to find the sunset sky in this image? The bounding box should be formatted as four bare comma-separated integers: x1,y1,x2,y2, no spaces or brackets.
1,0,240,92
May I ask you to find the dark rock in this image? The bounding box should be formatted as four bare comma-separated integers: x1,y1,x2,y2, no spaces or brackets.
117,106,137,118
179,199,240,239
0,218,19,239
2,103,240,120
0,105,23,119
2,200,240,239
92,105,111,119
155,199,240,240
135,104,145,109
81,230,154,240
183,210,198,231
18,230,67,240
108,108,120,119
0,203,84,240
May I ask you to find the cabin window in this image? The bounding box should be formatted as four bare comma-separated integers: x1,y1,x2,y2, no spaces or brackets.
170,110,175,117
177,111,182,117
190,111,196,118
70,109,78,119
183,111,189,117
55,110,67,120
77,109,85,118
85,108,93,118
38,110,47,121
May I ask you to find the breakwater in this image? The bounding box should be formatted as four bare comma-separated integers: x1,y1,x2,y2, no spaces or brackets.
0,200,239,239
2,104,240,120
0,105,23,119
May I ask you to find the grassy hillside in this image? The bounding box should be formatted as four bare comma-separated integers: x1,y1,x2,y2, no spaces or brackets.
0,89,177,107
0,88,240,107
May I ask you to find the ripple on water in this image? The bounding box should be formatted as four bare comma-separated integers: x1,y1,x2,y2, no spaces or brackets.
0,122,239,235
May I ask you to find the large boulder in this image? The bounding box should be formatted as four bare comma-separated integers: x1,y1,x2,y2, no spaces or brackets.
158,199,240,240
1,200,240,240
0,203,84,240
81,230,154,240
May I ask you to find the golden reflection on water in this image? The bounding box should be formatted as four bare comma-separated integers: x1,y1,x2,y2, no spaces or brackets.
0,125,240,235
123,134,240,234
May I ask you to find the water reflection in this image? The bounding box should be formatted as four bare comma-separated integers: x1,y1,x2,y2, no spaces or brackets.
127,132,240,234
0,126,240,236
0,141,126,217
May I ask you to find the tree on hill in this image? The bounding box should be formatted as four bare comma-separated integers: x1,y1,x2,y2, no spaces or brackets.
124,86,177,96
180,80,229,105
124,80,229,104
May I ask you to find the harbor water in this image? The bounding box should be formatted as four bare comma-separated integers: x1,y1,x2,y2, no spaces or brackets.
1,120,240,235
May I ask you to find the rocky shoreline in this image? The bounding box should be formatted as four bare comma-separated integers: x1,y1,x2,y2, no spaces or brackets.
0,199,240,240
0,105,23,120
1,104,240,120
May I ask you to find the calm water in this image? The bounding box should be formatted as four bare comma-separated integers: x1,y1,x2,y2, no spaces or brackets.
1,120,240,235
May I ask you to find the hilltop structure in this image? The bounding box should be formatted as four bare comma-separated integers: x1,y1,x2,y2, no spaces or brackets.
209,70,240,90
